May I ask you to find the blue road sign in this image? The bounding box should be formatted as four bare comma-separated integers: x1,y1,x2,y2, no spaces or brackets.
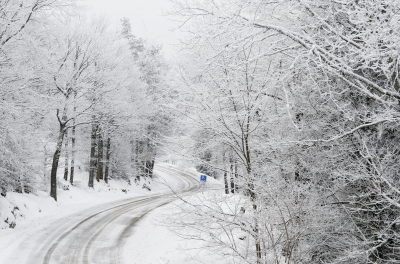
200,175,207,182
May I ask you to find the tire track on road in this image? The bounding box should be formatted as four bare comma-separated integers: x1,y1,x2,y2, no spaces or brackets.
41,164,200,264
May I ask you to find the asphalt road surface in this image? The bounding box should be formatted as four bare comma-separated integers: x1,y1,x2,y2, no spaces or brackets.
4,164,199,264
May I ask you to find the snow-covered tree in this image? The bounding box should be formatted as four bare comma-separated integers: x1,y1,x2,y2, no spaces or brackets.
121,18,172,180
170,0,400,263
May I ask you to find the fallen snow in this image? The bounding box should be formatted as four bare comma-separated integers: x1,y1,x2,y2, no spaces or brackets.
122,201,227,264
0,162,225,264
123,166,227,264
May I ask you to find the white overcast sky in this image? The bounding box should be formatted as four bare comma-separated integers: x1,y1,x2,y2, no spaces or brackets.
83,0,182,60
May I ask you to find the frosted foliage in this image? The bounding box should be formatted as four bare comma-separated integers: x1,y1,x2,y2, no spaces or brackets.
0,3,168,199
169,0,400,263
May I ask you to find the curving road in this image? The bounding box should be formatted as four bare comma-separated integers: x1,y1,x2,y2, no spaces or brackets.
4,164,199,264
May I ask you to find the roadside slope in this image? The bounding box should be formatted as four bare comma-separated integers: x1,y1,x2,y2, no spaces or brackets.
0,163,198,264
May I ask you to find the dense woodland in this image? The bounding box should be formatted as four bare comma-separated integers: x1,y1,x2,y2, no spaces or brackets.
1,0,400,263
0,0,171,201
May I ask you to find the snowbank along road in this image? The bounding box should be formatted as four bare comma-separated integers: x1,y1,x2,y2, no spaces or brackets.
3,164,200,264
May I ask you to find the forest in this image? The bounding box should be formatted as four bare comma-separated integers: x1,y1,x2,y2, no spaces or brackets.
0,0,172,201
1,0,400,263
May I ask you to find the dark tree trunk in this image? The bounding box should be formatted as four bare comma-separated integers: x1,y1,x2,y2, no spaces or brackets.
234,159,238,192
248,175,262,263
50,114,66,201
104,137,111,184
70,124,76,185
149,149,156,178
230,157,235,193
223,153,229,194
145,138,151,177
88,119,97,188
255,235,262,263
145,160,151,177
224,170,229,194
149,158,155,178
63,128,69,181
97,129,104,181
70,101,77,185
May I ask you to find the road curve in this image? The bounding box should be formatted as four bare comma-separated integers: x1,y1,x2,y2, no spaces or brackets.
4,164,199,264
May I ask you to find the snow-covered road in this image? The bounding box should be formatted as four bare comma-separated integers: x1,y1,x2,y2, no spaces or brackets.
1,164,200,264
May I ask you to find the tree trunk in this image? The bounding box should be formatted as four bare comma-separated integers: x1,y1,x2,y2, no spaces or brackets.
224,170,229,194
150,158,155,178
230,157,235,193
104,137,111,184
50,121,66,201
63,128,69,181
243,138,261,263
145,138,151,177
70,100,77,185
142,160,146,177
255,230,262,263
88,118,97,188
248,174,262,263
234,159,238,192
97,128,104,181
149,149,156,178
135,140,139,165
223,153,229,194
254,201,262,263
145,160,151,177
70,124,76,185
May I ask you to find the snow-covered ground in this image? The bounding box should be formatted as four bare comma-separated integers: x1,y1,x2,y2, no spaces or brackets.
0,163,225,264
0,169,177,229
123,167,227,264
123,202,226,264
